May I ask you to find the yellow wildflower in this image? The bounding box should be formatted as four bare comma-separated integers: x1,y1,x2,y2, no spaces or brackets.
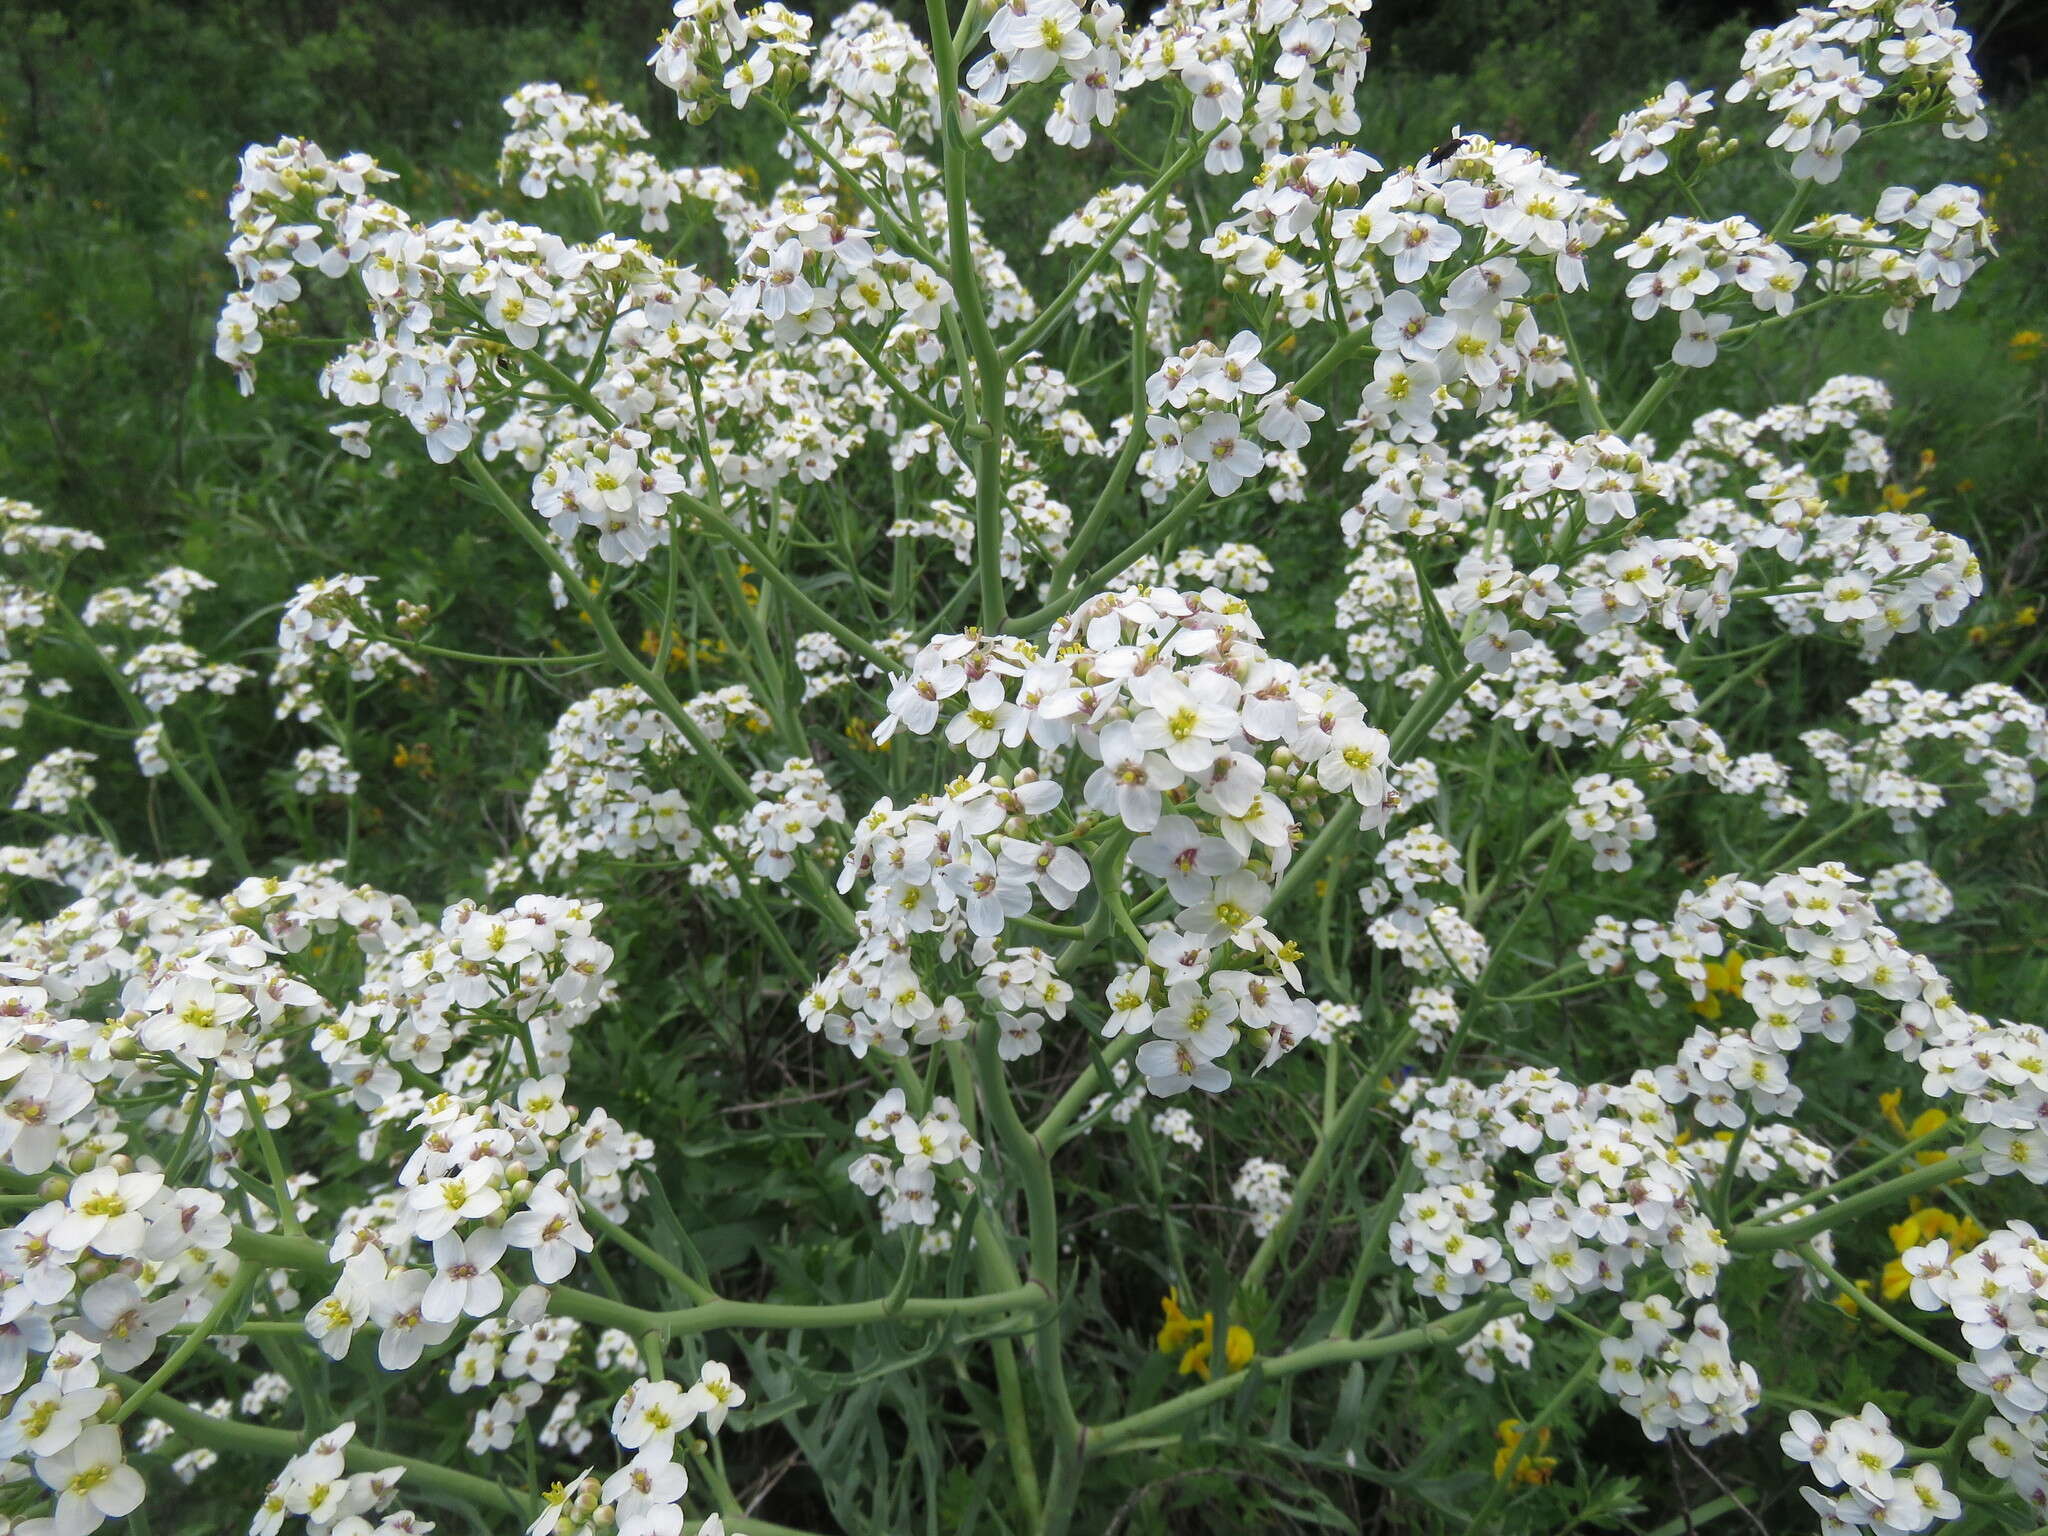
1879,1089,1907,1137
1832,1277,1873,1318
843,717,891,753
2010,329,2044,363
1156,1290,1200,1354
1690,952,1746,1018
1888,1206,1957,1255
1155,1290,1255,1380
1493,1419,1559,1485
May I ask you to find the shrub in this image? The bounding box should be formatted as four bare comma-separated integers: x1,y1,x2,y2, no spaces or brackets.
3,1,2044,1533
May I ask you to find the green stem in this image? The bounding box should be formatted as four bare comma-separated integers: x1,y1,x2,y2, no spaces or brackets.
583,1207,718,1306
1001,126,1223,368
226,1223,1049,1339
1797,1243,1963,1368
239,1086,303,1237
111,1378,533,1518
1086,1299,1508,1452
53,600,252,876
1015,479,1212,629
1727,1150,1979,1253
113,1262,260,1425
1241,1028,1416,1290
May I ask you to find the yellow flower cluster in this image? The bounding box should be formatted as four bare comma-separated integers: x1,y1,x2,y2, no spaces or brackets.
1688,950,1746,1020
1492,1419,1559,1485
1876,1091,1951,1157
1880,1204,1986,1302
842,716,892,754
1966,602,2039,648
1157,1290,1255,1381
2011,328,2044,364
1829,1096,1980,1315
637,626,729,672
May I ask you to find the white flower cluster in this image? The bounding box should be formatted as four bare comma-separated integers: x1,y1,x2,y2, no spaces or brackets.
1803,678,2044,832
497,82,738,238
530,1366,742,1536
1593,81,1716,181
118,641,252,713
1392,1067,1722,1321
1223,139,1611,395
1229,1156,1292,1237
740,757,847,880
0,497,104,560
1894,1223,2048,1515
1565,773,1656,872
1457,1313,1535,1382
12,748,97,816
1598,1299,1761,1445
80,566,216,636
1727,0,1988,186
272,576,423,723
848,1088,982,1235
1618,215,1805,368
1143,331,1316,497
808,587,1398,1101
251,1422,414,1536
519,685,766,881
290,745,360,798
1869,859,1953,925
1112,542,1273,596
1405,984,1460,1054
961,0,1372,166
1781,1403,1960,1533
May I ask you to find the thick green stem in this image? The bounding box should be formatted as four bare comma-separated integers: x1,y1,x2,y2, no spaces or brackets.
111,1378,532,1518
1086,1300,1508,1451
1001,126,1223,368
1015,479,1212,630
972,1019,1083,1534
226,1223,1049,1339
1727,1151,1980,1252
1797,1243,1963,1367
1241,1028,1415,1290
240,1085,304,1237
113,1262,259,1425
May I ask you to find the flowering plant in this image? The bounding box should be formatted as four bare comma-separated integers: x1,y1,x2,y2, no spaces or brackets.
0,0,2041,1532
